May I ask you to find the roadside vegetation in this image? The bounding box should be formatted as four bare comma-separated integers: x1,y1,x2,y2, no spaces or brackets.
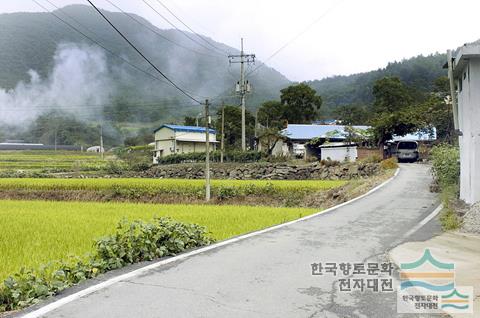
0,200,317,311
0,216,214,312
430,144,461,230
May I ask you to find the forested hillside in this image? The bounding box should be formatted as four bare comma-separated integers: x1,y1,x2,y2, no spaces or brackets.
0,4,289,123
307,53,447,112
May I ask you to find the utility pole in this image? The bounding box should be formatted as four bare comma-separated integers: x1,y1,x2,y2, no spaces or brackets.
100,124,104,160
228,38,255,151
254,110,258,151
221,102,225,163
447,49,459,130
54,127,57,152
205,99,211,201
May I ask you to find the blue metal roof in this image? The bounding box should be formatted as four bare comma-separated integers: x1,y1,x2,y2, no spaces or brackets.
154,124,216,134
281,124,370,140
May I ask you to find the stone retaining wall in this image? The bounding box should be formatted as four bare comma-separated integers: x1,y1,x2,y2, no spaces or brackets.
141,161,381,180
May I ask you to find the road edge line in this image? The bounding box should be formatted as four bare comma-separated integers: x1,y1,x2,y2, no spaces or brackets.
20,167,401,318
402,203,443,240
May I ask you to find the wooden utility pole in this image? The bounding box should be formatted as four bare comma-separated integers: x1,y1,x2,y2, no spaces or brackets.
254,110,258,151
221,103,225,163
447,49,459,130
205,99,211,201
54,127,57,152
100,124,104,160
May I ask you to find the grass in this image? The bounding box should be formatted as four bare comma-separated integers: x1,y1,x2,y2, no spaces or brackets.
0,199,317,281
0,178,345,194
0,150,109,171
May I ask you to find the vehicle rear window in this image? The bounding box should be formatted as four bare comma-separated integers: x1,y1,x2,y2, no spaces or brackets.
398,142,417,150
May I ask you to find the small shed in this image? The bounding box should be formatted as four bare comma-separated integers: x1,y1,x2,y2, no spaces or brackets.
319,143,358,162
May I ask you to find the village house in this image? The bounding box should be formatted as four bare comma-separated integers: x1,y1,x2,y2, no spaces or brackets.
448,42,480,204
259,124,370,161
259,124,436,162
153,124,217,163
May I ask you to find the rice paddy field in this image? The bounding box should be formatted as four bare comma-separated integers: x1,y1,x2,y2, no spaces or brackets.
0,199,317,281
0,178,345,194
0,150,109,171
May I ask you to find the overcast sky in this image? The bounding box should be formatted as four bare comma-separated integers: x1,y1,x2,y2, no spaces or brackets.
2,0,480,81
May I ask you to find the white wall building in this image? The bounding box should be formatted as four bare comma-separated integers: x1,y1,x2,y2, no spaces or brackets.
153,125,217,163
319,143,358,162
450,43,480,204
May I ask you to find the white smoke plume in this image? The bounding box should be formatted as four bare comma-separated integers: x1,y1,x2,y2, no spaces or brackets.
0,43,113,124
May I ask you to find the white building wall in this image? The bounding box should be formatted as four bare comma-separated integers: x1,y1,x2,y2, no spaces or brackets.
153,127,217,163
321,146,357,162
458,59,480,204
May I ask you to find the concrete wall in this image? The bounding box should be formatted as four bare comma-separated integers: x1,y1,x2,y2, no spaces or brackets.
320,146,358,162
457,58,480,204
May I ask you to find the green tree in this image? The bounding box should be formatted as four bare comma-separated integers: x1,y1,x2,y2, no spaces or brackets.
372,77,413,113
280,83,322,123
416,76,454,142
370,77,421,153
257,100,286,130
333,104,371,125
183,116,197,126
215,105,255,149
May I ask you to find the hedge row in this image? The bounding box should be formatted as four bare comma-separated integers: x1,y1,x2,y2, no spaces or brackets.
157,150,264,165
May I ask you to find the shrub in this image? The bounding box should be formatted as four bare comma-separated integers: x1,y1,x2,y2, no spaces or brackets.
0,217,214,312
430,144,460,188
215,185,239,200
361,154,383,164
380,157,398,170
156,150,264,165
105,160,129,175
319,159,341,167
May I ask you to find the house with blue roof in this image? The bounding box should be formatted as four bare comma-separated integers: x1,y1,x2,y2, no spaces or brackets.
269,124,371,159
153,124,217,163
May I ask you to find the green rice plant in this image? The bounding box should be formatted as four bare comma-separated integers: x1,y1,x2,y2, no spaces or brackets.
0,178,345,196
0,200,317,282
0,150,111,172
0,217,214,312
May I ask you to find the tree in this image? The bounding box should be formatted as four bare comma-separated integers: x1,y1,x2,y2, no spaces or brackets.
280,83,322,123
372,77,413,113
416,76,454,142
183,116,197,126
257,100,286,130
215,105,255,150
25,111,119,146
333,104,371,125
370,77,421,154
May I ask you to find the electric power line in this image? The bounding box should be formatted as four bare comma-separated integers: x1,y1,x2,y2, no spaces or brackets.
86,0,204,105
246,0,345,77
153,0,229,55
140,0,225,58
103,0,221,59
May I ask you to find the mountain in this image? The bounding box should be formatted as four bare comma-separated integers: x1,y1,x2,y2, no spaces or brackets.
306,53,448,113
0,4,290,124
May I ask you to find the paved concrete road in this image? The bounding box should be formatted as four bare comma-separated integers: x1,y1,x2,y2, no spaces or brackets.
34,164,441,318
